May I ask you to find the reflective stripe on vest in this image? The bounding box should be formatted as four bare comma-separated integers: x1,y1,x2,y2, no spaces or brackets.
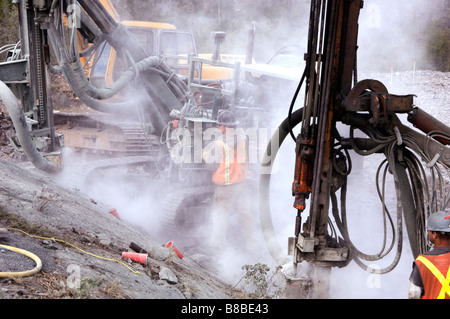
223,142,230,185
212,138,247,185
416,255,450,299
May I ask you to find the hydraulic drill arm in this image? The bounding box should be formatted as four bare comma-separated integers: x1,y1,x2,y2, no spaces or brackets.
292,0,364,261
262,0,450,298
0,0,194,170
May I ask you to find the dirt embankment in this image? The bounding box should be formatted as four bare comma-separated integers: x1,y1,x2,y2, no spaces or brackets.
0,157,245,299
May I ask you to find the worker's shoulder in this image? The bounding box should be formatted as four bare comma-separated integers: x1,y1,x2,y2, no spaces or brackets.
421,247,450,256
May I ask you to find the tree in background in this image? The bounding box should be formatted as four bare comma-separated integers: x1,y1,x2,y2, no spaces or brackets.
0,0,19,60
426,0,450,71
0,1,447,71
112,0,310,62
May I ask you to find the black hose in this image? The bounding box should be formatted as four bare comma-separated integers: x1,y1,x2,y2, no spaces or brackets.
287,67,307,142
48,24,138,114
259,106,419,273
393,151,420,258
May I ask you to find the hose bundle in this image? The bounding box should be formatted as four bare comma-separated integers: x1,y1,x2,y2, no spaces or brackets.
259,108,449,275
47,1,193,132
330,122,449,274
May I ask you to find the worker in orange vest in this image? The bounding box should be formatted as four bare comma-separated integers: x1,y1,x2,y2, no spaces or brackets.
408,211,450,299
203,111,255,252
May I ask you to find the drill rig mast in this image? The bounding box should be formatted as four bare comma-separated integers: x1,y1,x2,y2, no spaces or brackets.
260,0,450,298
0,0,190,171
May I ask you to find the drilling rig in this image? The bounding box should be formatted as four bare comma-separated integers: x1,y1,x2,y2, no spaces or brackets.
1,0,190,164
0,0,261,238
1,0,449,299
259,0,450,298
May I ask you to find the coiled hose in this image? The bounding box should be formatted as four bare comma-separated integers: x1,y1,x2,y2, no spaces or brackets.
259,108,430,274
0,244,42,278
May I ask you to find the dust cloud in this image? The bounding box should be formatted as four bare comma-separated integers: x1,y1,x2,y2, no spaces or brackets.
358,0,444,73
50,0,447,299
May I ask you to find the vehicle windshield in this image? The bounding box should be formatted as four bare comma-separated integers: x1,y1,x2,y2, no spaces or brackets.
89,28,197,85
160,31,196,56
160,30,197,75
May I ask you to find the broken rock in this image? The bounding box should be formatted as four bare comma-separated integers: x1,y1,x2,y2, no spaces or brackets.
150,246,170,261
159,266,178,284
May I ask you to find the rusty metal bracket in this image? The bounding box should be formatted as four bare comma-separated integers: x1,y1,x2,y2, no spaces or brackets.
343,80,415,125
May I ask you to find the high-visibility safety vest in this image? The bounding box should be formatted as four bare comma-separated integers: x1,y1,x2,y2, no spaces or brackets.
415,253,450,299
212,137,248,186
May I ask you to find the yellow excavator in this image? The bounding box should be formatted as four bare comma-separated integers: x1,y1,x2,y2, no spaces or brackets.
0,0,260,242
85,0,240,87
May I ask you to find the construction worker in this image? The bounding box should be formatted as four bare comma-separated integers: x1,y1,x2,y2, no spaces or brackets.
202,111,255,252
408,211,450,299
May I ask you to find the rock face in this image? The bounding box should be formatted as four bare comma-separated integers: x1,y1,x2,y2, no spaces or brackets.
0,158,239,299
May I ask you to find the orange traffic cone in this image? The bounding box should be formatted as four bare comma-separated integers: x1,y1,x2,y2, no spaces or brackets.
122,252,148,265
109,208,120,219
164,241,183,259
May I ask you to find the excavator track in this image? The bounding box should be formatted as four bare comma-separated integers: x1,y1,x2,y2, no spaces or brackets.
54,112,158,157
63,155,155,189
160,185,214,238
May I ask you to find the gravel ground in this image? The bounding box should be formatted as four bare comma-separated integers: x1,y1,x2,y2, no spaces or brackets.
362,70,450,125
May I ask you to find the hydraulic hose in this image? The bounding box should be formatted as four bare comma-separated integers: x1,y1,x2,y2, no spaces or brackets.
259,108,304,264
48,24,140,114
259,108,420,273
0,81,59,174
67,52,161,101
394,156,419,258
0,244,42,278
48,22,187,123
56,20,162,102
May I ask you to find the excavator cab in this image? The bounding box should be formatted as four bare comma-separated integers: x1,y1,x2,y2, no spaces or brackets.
89,21,200,88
